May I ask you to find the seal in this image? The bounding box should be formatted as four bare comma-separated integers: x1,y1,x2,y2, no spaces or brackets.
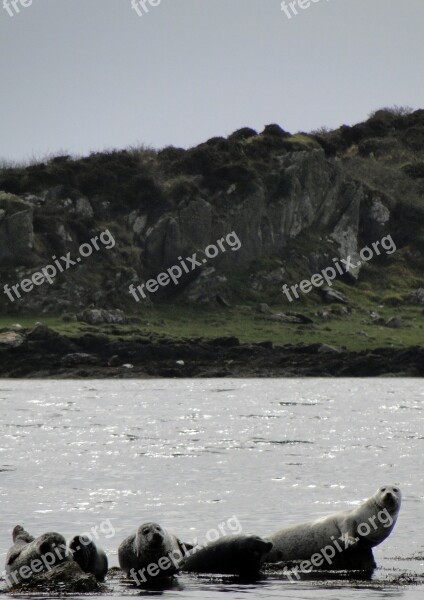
118,522,188,583
5,526,69,586
69,535,108,581
265,485,402,570
180,534,273,576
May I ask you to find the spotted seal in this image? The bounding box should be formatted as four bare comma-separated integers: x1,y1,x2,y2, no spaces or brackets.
5,525,68,586
118,522,188,583
265,485,402,570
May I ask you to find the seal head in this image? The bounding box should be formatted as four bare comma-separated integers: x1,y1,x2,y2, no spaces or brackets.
118,522,187,582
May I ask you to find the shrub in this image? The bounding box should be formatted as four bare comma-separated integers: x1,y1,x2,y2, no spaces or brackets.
243,136,277,161
381,293,404,306
204,162,259,194
310,126,331,136
401,162,424,179
157,145,186,162
0,168,25,194
203,137,230,152
401,127,424,151
369,106,414,119
228,127,258,141
358,137,399,157
262,124,291,138
312,134,339,156
178,146,222,176
50,155,72,164
165,175,202,204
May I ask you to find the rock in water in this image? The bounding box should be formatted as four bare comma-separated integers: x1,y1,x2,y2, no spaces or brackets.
16,561,103,593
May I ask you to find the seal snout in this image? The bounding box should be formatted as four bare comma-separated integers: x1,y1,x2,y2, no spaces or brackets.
383,491,395,503
379,485,401,508
151,531,164,546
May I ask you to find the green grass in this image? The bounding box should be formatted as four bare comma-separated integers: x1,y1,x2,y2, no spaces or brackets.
1,301,422,352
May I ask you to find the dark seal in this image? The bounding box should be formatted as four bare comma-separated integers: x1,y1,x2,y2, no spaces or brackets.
180,534,273,576
69,535,108,581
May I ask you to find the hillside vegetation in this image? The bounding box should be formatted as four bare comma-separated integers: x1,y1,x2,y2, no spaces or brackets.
0,107,423,353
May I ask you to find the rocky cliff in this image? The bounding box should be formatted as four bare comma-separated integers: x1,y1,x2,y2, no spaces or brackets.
0,108,423,314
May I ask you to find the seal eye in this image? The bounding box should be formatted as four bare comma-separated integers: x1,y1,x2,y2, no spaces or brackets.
381,487,386,492
393,488,399,493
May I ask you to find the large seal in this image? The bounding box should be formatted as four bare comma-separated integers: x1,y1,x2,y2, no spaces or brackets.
265,485,402,570
118,522,187,583
180,534,273,576
5,525,69,586
69,535,108,581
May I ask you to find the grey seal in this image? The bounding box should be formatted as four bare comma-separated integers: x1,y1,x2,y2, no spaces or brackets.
5,525,69,586
69,535,108,581
265,485,402,570
180,534,273,576
118,522,187,583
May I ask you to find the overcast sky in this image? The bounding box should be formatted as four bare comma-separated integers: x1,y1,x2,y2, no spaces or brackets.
0,0,423,162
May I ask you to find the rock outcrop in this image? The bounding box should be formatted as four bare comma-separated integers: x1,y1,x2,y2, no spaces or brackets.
7,561,104,593
0,192,34,267
0,109,423,313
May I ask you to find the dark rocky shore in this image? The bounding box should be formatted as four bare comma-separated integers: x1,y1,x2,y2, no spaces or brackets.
0,324,423,378
1,564,422,595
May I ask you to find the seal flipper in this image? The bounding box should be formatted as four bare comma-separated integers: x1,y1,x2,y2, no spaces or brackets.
6,548,24,566
93,547,108,582
330,541,376,571
343,543,376,571
336,518,361,554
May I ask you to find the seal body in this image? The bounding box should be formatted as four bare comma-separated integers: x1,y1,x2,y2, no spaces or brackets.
69,535,108,581
181,534,273,576
118,522,186,583
5,526,69,586
265,485,402,570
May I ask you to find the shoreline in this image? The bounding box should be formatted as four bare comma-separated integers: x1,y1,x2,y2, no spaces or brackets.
0,324,423,378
